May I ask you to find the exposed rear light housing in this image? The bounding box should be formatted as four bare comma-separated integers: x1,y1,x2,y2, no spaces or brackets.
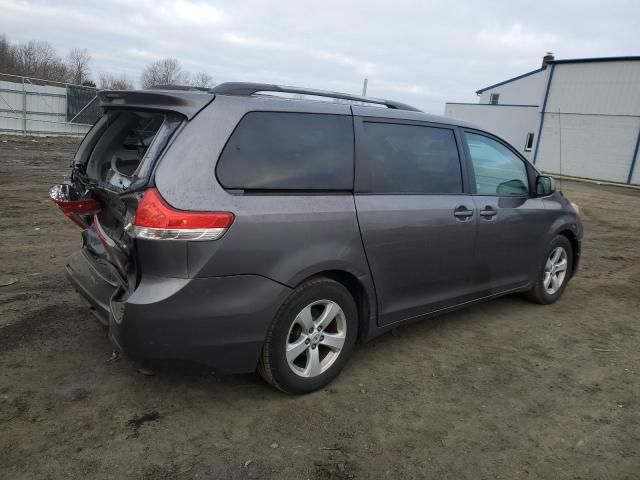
50,184,101,229
132,188,234,241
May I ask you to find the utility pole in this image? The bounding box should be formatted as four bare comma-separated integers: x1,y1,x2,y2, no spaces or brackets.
362,78,368,97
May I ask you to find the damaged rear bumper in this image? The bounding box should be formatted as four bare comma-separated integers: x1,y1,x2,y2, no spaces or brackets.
65,250,118,328
65,248,292,374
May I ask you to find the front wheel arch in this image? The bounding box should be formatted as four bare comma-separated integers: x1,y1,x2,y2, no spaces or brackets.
524,235,574,305
557,229,580,277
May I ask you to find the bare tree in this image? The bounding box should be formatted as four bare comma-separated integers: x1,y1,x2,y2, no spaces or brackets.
13,40,68,81
0,34,18,74
14,40,50,75
189,71,214,88
0,35,95,84
140,58,188,88
47,60,70,83
99,72,134,90
67,48,91,85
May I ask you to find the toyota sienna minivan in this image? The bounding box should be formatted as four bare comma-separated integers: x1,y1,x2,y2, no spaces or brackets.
51,82,583,393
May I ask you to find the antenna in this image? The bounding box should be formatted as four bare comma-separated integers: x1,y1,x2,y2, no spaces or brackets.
557,108,563,193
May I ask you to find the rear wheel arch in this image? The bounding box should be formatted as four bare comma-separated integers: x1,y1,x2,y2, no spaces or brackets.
259,275,360,393
295,270,372,341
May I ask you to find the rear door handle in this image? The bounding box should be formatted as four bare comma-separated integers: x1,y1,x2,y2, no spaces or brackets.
480,206,497,218
454,206,474,220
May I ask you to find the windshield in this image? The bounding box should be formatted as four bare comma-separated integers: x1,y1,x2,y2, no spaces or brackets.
74,110,182,192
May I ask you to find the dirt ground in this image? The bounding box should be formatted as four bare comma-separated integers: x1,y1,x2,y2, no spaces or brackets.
0,134,638,480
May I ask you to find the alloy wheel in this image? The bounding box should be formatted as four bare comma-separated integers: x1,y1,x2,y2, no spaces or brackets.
543,246,568,294
285,300,347,378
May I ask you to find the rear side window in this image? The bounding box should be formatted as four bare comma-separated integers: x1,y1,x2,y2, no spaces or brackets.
217,112,354,190
358,122,462,194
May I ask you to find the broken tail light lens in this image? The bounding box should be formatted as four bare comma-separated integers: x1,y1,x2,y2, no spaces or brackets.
50,183,101,229
132,188,234,241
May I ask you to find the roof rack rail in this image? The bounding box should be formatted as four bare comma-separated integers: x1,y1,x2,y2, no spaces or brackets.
150,84,211,92
209,82,422,112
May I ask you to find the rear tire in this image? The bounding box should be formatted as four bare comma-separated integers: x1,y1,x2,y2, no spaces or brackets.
258,277,358,394
525,235,573,305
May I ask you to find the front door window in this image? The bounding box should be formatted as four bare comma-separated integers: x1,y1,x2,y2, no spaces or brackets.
465,132,529,197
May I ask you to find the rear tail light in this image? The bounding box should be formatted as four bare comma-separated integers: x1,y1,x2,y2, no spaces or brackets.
50,183,101,229
131,188,234,241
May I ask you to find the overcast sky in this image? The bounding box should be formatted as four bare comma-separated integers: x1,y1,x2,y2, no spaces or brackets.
1,0,639,113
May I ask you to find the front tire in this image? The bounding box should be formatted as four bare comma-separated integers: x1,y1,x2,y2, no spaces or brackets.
258,277,358,394
525,235,573,305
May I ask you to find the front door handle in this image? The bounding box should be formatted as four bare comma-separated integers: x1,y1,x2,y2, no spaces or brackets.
480,206,497,218
454,206,474,220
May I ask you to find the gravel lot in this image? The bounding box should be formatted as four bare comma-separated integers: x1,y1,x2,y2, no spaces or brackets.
1,134,639,479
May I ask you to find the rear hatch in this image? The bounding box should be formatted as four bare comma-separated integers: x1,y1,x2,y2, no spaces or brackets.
51,90,214,295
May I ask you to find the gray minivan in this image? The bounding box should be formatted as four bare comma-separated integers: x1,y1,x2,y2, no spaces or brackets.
51,83,583,393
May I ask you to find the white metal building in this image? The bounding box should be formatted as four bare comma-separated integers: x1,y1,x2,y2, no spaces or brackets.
444,55,640,185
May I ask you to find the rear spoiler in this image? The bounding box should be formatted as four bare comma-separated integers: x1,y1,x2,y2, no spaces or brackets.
97,90,215,119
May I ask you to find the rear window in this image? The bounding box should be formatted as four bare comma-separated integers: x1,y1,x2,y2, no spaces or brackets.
357,122,462,194
75,110,182,192
216,112,354,191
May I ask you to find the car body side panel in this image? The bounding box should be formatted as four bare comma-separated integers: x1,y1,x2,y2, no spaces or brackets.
185,197,362,278
542,192,584,272
154,95,378,326
137,239,189,278
456,127,583,294
469,195,549,295
354,194,477,325
542,191,583,241
111,273,293,374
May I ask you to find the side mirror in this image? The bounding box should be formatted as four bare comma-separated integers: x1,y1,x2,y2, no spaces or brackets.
536,175,556,196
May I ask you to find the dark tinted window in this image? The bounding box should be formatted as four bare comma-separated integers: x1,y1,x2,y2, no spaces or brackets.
465,132,529,196
359,122,462,194
217,112,353,190
524,132,535,151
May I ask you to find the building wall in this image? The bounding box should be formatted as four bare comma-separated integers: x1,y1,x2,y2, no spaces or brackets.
478,68,548,106
544,61,640,116
630,132,640,185
444,103,540,160
535,61,640,184
536,112,640,184
0,79,91,136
